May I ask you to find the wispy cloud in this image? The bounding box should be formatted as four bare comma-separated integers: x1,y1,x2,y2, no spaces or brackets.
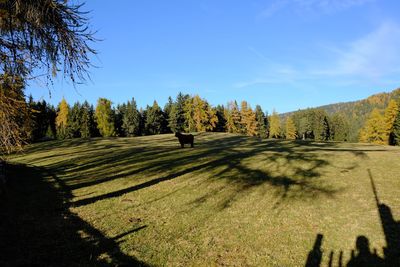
259,0,289,18
313,21,400,78
233,47,302,88
259,0,375,18
235,21,400,88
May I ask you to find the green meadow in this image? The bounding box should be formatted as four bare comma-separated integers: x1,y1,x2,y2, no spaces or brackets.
2,133,400,266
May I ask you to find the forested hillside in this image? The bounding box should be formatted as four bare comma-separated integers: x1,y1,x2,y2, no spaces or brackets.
285,88,400,142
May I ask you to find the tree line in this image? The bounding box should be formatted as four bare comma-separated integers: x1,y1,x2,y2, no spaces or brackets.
27,93,268,140
24,92,400,146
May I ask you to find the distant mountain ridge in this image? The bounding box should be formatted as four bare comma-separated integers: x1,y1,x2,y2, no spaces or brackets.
283,88,400,141
313,88,400,115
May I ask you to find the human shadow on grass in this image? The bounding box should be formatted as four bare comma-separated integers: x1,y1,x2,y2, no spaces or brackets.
304,170,400,267
0,163,149,267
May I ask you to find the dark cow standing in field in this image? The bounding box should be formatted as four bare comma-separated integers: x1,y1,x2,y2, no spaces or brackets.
175,132,194,148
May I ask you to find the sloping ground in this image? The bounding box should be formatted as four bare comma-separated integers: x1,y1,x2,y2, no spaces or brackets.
282,88,400,142
2,133,400,266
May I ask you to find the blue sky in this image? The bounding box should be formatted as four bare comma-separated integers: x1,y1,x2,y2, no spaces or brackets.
26,0,400,113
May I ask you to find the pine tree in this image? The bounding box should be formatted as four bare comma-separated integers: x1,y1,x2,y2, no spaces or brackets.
269,110,281,139
47,104,57,139
330,114,349,141
67,102,82,138
359,109,386,144
145,101,164,135
313,109,330,141
383,99,399,145
139,108,146,136
56,98,69,139
393,106,400,146
80,101,95,138
163,97,174,133
122,98,141,136
214,105,227,132
36,103,57,140
169,92,188,133
321,116,330,141
45,124,55,139
298,114,312,140
285,117,297,140
114,104,125,137
95,98,116,137
255,105,267,138
90,104,100,137
264,111,270,138
240,101,258,136
29,99,54,141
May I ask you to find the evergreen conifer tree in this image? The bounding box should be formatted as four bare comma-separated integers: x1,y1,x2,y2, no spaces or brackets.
114,104,126,137
145,101,163,135
67,102,82,138
169,93,188,132
162,97,174,133
214,105,227,132
139,108,146,136
393,106,400,146
80,101,95,138
330,114,349,141
255,105,267,138
122,98,141,136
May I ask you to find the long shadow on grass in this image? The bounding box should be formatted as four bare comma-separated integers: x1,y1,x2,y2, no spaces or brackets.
20,135,379,211
0,163,149,266
305,170,400,267
65,136,363,208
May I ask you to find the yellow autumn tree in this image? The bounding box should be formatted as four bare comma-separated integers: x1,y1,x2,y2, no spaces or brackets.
0,74,28,157
269,110,281,139
285,117,297,140
240,101,258,136
225,101,241,134
383,99,399,145
55,98,69,139
359,108,386,144
185,95,218,132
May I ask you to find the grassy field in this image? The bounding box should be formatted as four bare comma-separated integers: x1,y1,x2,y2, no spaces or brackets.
1,133,400,266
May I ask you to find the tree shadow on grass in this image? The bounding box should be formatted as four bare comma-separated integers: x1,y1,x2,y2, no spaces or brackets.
66,135,360,208
0,163,149,266
14,134,379,212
